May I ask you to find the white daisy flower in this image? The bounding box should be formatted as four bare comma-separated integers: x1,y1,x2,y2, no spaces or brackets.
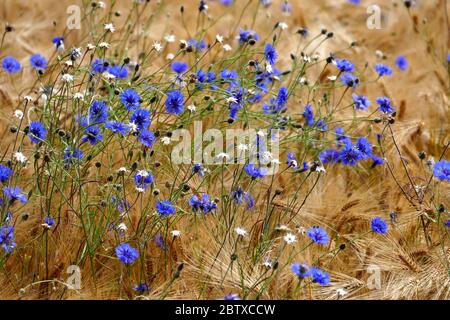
104,23,115,33
161,136,171,145
235,227,247,237
116,223,127,232
283,233,297,245
61,74,74,83
223,44,232,52
73,92,84,100
14,110,24,119
278,22,288,30
216,152,230,162
118,167,128,173
14,152,28,164
153,41,163,52
171,230,181,237
164,34,176,43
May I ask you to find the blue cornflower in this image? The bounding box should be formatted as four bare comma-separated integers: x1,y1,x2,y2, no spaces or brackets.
91,59,107,74
156,200,176,215
189,194,217,214
105,121,129,136
371,217,388,234
261,0,272,7
154,233,166,250
138,130,156,148
287,152,300,170
315,119,329,132
356,137,373,159
339,72,358,87
339,143,364,166
395,55,408,71
115,243,139,265
134,170,153,189
130,108,151,131
433,160,450,182
64,147,83,165
0,225,16,254
244,164,267,179
352,94,371,110
28,121,47,144
224,294,241,300
108,65,128,79
220,69,239,87
2,56,21,74
231,187,254,209
4,186,28,204
307,226,330,245
335,128,352,146
371,155,385,167
44,216,55,227
187,39,207,52
134,283,149,292
264,43,278,65
281,1,292,15
238,29,259,44
228,87,246,119
221,0,234,5
348,0,361,4
165,91,185,115
375,63,393,77
335,59,354,72
0,225,15,245
52,36,64,50
171,61,188,74
276,87,289,107
30,54,48,70
89,100,109,124
303,104,314,126
81,126,103,145
319,149,340,164
291,263,310,279
309,267,330,286
0,164,13,182
120,89,141,111
444,220,450,228
376,96,395,113
192,163,205,177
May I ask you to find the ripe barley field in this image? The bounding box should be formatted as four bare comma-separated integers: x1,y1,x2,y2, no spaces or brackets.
0,0,449,300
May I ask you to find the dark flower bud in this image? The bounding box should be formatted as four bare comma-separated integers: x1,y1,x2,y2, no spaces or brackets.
418,151,426,160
